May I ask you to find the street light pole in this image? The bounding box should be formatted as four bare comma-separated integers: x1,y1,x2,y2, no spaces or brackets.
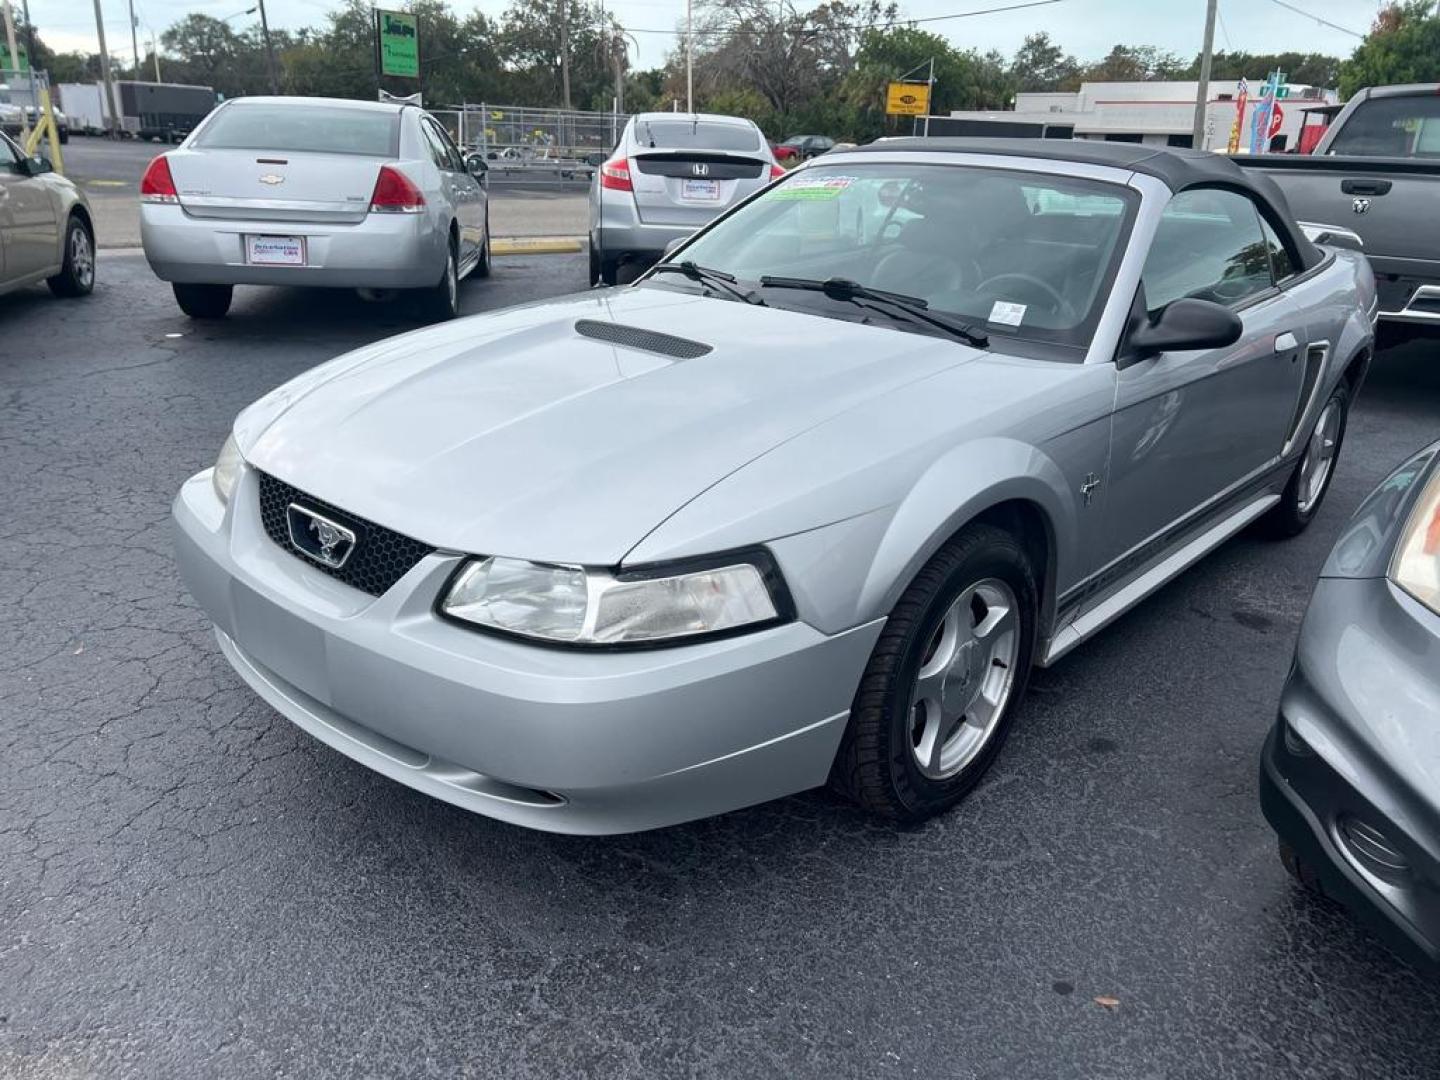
92,0,118,137
1191,0,1217,150
126,0,138,76
685,0,693,112
256,0,278,94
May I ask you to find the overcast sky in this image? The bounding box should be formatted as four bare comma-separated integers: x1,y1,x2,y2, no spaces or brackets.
31,0,1378,75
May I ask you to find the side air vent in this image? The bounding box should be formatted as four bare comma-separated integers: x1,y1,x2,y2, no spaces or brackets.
1283,342,1330,453
574,319,712,359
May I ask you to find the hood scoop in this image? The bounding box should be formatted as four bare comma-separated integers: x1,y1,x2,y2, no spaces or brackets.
575,319,712,360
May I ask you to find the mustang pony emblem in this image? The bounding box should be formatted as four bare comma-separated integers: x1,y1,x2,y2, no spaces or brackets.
285,504,357,569
258,173,286,186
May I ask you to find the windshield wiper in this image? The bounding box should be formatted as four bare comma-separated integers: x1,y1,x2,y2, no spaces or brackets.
758,275,988,347
651,261,766,305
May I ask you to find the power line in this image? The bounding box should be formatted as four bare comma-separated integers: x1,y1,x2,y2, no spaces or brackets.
1263,0,1364,39
623,0,1066,37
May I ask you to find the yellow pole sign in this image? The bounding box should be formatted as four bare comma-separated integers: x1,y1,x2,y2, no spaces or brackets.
886,81,930,117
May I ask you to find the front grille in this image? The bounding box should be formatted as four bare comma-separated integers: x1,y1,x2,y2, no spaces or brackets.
256,472,435,597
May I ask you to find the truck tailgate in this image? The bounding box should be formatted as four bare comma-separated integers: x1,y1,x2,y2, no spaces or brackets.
1237,156,1440,265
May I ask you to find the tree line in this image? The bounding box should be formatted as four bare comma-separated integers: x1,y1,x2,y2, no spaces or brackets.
23,0,1440,141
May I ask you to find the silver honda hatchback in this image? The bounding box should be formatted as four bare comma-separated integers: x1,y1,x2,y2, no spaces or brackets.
588,112,782,285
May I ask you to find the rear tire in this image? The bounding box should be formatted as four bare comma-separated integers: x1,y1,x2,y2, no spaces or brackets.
1263,382,1350,538
419,242,459,322
173,283,232,319
596,248,618,287
47,213,95,298
473,216,492,279
1279,841,1325,896
831,523,1038,824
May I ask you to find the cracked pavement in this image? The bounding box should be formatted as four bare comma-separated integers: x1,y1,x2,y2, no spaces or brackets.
2,255,1439,1078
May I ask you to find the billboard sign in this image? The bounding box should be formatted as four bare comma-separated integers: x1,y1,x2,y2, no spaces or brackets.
885,81,930,116
376,9,419,79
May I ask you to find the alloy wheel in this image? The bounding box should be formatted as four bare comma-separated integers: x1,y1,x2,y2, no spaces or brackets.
1297,398,1342,514
908,578,1021,781
72,226,94,289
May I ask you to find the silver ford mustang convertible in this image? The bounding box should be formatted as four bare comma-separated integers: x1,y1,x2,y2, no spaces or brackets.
174,139,1377,834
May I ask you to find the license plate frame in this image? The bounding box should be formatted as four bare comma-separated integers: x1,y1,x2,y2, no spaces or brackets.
681,178,720,201
245,234,307,266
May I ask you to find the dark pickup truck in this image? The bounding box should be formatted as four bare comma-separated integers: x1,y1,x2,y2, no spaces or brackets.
1237,84,1440,335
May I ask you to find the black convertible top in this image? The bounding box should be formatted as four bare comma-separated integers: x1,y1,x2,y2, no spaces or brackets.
846,137,1321,268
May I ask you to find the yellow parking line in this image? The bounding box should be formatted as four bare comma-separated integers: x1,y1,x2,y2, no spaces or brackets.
85,179,129,187
491,236,584,256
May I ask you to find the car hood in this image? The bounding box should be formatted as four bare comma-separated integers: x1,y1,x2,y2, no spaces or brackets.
238,287,984,565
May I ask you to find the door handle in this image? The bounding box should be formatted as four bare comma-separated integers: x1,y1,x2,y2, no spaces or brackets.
1274,332,1299,353
1341,178,1391,196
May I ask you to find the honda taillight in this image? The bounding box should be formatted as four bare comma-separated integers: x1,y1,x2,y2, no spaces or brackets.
600,157,632,192
369,165,426,213
769,163,786,180
139,155,178,204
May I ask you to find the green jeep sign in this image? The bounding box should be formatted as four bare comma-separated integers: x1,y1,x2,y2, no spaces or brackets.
376,10,419,79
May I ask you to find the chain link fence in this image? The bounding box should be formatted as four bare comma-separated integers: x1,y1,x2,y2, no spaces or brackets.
430,104,628,186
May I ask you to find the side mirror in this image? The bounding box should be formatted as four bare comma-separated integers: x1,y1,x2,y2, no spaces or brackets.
26,155,52,176
1127,298,1243,358
465,153,488,176
662,236,687,256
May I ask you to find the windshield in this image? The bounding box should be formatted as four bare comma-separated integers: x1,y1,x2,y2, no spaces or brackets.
667,162,1137,349
1328,95,1440,158
195,104,400,157
636,119,761,152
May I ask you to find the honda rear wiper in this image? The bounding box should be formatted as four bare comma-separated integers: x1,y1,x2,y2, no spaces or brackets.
758,275,988,347
651,261,766,306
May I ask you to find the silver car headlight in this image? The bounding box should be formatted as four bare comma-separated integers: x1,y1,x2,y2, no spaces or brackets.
1389,467,1440,616
212,433,244,506
440,552,791,646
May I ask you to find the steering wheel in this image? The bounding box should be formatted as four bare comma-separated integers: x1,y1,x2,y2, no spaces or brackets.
975,272,1077,322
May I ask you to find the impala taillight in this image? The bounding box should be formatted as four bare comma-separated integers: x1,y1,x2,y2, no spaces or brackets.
139,155,178,203
369,165,426,213
600,156,632,191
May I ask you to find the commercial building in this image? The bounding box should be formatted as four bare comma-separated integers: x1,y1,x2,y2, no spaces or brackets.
933,80,1338,152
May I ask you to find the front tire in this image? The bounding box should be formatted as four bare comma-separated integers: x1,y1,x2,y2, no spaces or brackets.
1264,382,1350,538
473,216,492,279
831,523,1038,823
173,282,232,319
47,213,95,298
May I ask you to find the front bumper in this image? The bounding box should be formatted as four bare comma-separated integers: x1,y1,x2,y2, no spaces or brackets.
173,467,883,834
141,204,445,289
1260,578,1440,965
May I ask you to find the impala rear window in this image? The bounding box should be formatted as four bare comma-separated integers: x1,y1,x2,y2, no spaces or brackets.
636,119,761,152
195,105,400,157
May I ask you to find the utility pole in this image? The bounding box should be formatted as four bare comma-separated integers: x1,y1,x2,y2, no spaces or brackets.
257,0,278,94
1191,0,1217,150
684,0,693,112
559,0,571,109
126,0,138,76
151,29,161,81
92,0,118,137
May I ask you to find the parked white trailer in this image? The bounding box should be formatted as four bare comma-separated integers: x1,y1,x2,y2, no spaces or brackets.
57,82,113,134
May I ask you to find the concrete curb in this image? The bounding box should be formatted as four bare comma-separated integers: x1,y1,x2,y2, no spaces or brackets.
490,236,586,255
99,237,588,257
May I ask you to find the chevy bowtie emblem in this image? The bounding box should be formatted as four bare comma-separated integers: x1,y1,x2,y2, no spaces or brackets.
259,173,285,186
286,503,357,569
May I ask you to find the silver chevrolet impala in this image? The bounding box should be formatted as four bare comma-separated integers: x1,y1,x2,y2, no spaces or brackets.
140,97,490,321
173,140,1377,834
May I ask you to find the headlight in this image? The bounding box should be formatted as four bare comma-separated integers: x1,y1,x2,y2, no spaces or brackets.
1390,467,1440,615
212,433,243,505
440,552,790,646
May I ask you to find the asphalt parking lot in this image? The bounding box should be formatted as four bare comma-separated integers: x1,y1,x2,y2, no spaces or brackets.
2,254,1439,1078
